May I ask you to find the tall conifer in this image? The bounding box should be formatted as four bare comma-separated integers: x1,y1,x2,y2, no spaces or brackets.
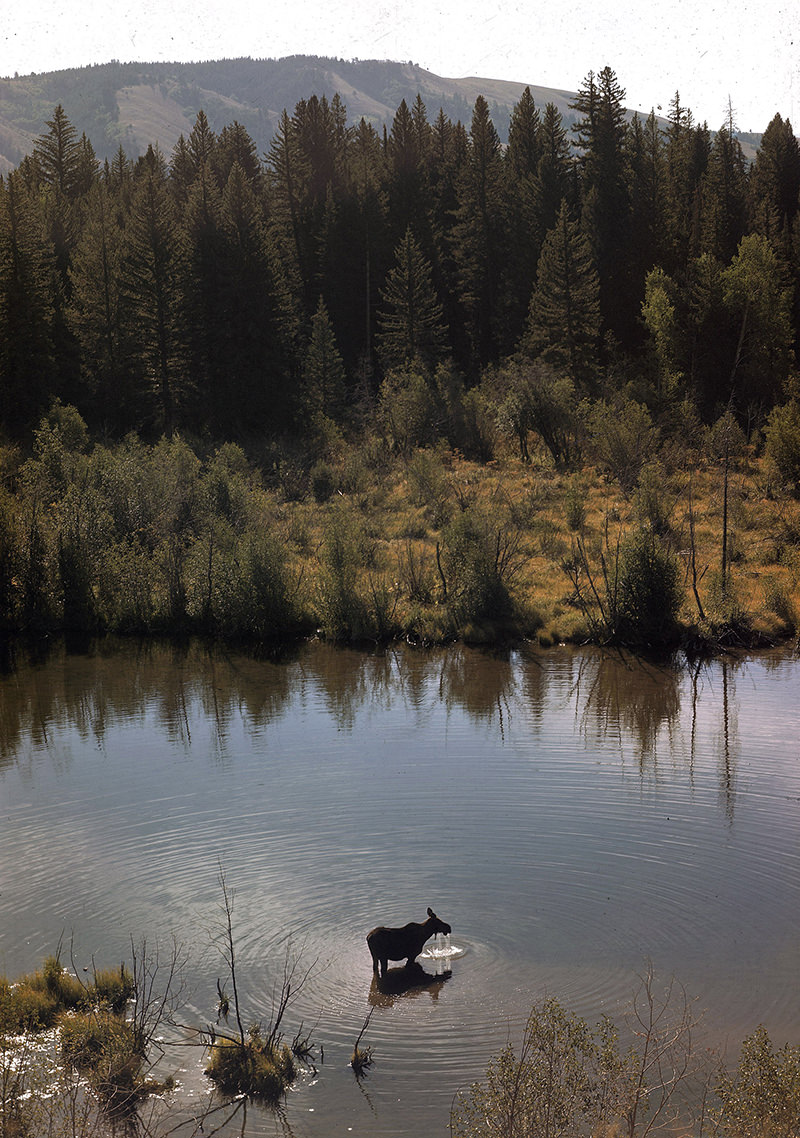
377,225,448,370
522,200,601,387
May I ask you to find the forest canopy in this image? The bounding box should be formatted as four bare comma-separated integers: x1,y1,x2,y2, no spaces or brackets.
1,67,798,445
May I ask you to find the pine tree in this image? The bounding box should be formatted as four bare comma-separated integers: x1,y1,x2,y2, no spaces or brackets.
303,296,347,420
625,111,668,317
377,225,448,370
215,121,263,189
187,110,217,177
347,117,387,379
216,162,298,432
532,103,573,248
119,149,182,433
521,199,601,387
506,87,541,178
105,145,134,220
700,117,748,265
685,253,733,415
571,67,633,344
499,88,543,351
0,172,57,435
180,162,226,428
267,109,308,303
68,182,138,430
664,93,710,270
387,98,430,243
33,105,83,198
169,135,196,205
451,96,505,370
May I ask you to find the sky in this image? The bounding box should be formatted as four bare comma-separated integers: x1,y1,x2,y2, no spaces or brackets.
1,0,797,133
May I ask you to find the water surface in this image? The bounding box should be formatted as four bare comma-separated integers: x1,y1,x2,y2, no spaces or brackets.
1,640,798,1135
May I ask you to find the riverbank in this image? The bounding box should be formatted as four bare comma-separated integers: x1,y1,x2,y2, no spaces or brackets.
1,402,799,655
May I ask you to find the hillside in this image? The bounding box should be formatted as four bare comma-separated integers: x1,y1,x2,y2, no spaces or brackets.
1,55,627,173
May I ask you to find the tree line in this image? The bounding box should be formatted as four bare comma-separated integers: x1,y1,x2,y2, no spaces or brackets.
0,66,798,447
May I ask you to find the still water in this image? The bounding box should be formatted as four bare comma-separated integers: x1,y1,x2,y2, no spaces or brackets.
1,640,799,1135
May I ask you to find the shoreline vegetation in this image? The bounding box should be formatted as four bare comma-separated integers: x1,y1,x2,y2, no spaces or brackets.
1,397,799,659
2,948,799,1136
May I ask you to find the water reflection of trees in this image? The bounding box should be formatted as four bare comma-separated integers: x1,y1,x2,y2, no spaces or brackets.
0,640,751,820
571,651,682,765
436,647,515,727
564,648,745,816
0,640,298,765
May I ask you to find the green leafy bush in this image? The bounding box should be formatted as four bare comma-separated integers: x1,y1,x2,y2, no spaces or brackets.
378,368,438,454
309,460,337,503
616,528,683,646
716,1025,800,1138
587,398,657,493
452,997,628,1138
315,509,370,639
764,399,800,495
440,509,514,629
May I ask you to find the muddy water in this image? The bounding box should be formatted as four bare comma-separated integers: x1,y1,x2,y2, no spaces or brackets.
1,640,798,1135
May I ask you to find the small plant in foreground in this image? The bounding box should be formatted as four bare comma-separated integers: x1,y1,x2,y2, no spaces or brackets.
350,1010,374,1076
715,1024,800,1138
205,1024,296,1101
205,868,316,1101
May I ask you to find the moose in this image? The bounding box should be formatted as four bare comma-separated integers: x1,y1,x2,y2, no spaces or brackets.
366,907,451,977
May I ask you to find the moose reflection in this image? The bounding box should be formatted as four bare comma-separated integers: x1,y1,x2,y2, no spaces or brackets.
367,907,451,977
369,961,452,1005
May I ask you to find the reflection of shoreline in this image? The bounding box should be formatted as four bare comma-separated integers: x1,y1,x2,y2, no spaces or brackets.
0,639,769,820
562,649,742,814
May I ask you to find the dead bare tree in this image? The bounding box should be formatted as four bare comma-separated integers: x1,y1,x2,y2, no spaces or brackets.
622,961,711,1138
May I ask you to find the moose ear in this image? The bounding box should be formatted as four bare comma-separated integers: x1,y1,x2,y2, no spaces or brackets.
427,907,434,917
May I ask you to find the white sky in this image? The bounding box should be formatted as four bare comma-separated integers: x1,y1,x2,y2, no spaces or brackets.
1,0,797,133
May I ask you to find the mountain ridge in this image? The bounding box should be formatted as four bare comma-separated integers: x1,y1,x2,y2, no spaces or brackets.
0,55,759,175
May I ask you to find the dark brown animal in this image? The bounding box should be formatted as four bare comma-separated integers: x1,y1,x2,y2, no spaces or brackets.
366,907,451,976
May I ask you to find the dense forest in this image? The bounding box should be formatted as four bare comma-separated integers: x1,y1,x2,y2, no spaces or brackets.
1,66,798,441
1,67,799,648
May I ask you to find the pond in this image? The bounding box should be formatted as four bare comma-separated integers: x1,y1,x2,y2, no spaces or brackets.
1,639,799,1135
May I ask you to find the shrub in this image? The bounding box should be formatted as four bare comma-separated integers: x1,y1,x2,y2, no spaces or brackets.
587,398,657,493
0,491,20,632
309,460,337,503
60,1012,147,1116
187,529,299,641
616,528,683,647
633,462,673,535
564,478,587,531
378,368,438,453
90,965,134,1014
1,975,59,1030
491,360,582,467
202,443,254,529
315,510,370,639
439,509,514,629
96,538,157,632
406,449,451,526
764,399,800,495
40,955,85,1009
764,580,798,634
716,1025,800,1138
563,528,683,648
452,997,628,1138
205,1027,296,1101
